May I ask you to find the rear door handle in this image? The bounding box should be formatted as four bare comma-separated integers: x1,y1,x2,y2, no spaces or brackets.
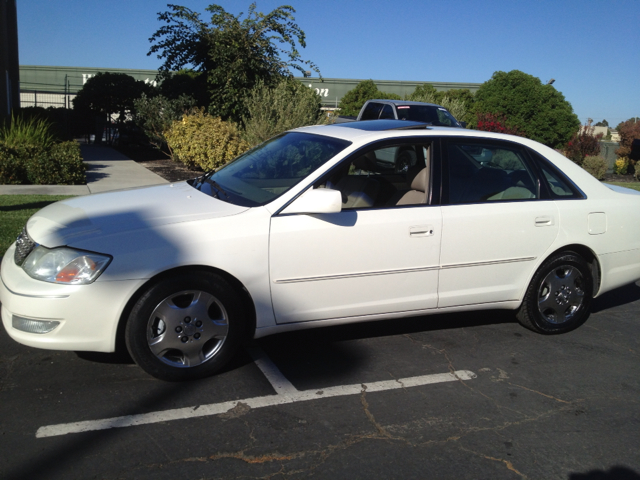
535,216,554,226
410,225,434,237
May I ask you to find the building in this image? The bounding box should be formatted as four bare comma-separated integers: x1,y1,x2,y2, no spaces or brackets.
0,0,20,122
18,65,481,110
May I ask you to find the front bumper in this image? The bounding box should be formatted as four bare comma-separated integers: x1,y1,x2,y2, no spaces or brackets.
1,244,146,353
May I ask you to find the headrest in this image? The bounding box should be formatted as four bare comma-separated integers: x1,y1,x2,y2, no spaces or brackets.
353,151,378,172
410,168,428,192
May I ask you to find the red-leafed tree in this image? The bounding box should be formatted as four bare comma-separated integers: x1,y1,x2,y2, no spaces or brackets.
475,112,524,136
564,123,603,165
615,118,640,160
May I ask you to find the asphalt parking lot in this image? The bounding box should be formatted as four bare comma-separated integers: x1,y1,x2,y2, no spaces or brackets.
1,282,640,480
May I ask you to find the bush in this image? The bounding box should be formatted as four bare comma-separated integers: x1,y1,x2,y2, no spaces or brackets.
165,111,250,171
337,80,401,117
564,124,602,165
408,84,471,124
0,143,27,184
133,93,198,157
635,162,640,181
242,78,325,146
472,70,580,149
613,157,629,175
615,119,640,160
0,114,55,148
582,155,607,180
0,141,85,185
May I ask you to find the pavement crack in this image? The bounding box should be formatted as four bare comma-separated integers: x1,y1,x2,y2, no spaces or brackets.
460,446,528,479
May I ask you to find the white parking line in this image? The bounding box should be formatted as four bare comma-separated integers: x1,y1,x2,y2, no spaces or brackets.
35,349,476,439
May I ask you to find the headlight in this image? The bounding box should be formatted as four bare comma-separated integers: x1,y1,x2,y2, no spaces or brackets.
22,246,112,285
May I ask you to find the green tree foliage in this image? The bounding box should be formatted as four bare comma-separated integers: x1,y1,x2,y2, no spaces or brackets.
148,3,318,124
133,93,198,157
595,119,609,127
337,80,401,117
615,118,640,159
408,84,474,124
165,111,250,171
158,69,209,107
242,78,325,146
472,70,580,149
72,72,152,143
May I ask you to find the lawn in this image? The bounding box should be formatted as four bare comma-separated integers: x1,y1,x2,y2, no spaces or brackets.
0,195,73,257
606,182,640,192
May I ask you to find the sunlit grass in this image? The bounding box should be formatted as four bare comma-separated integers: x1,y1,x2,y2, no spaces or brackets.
605,182,640,192
0,195,73,257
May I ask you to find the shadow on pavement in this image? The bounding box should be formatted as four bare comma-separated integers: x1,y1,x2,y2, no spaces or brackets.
569,466,640,480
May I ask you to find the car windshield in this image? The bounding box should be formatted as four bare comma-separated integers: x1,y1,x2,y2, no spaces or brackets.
193,132,351,207
396,105,461,127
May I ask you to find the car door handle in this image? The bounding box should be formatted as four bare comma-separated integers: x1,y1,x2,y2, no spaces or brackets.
535,216,554,226
410,225,434,237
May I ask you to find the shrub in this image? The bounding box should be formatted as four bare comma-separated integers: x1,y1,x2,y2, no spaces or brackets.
564,124,603,165
0,141,85,185
165,111,250,171
582,155,607,180
337,80,400,117
242,78,325,147
635,162,640,181
133,93,198,157
408,85,470,124
613,157,629,175
0,114,56,148
0,143,28,184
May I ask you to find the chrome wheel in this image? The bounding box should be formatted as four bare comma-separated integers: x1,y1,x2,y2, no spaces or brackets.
537,265,585,324
147,290,229,368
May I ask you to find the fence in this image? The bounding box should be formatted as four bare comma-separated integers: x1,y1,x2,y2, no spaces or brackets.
20,90,75,109
599,141,620,173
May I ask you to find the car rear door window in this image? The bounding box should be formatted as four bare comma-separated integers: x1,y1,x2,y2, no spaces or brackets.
445,139,539,204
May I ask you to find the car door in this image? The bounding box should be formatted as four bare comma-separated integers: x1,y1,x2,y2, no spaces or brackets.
438,137,559,308
269,140,442,324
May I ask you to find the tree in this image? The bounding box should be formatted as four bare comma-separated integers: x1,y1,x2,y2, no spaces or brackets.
148,3,319,123
242,78,324,146
337,80,401,117
472,70,580,149
158,69,209,107
72,72,152,144
595,119,609,127
615,118,640,160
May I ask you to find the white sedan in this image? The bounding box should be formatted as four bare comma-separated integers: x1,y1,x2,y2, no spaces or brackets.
2,120,640,381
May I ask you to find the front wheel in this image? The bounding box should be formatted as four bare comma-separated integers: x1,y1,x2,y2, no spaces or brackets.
125,272,247,381
516,252,593,334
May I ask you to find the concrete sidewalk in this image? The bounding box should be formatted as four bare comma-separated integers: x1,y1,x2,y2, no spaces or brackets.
0,144,168,195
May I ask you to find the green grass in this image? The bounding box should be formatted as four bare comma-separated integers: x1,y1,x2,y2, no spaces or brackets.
0,195,73,257
606,182,640,192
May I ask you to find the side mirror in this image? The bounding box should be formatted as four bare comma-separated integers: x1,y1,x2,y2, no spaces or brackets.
280,188,342,215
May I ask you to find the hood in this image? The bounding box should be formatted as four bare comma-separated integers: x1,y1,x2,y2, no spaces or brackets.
27,182,249,247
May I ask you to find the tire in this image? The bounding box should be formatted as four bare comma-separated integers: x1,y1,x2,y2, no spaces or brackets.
516,251,593,334
125,271,247,381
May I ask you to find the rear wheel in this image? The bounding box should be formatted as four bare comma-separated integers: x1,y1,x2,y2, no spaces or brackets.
125,272,246,381
517,252,593,334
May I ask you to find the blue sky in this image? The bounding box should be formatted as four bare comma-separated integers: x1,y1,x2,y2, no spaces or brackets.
17,0,640,127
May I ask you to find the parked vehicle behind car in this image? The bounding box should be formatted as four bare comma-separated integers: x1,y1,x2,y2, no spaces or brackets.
2,119,640,381
335,99,465,128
